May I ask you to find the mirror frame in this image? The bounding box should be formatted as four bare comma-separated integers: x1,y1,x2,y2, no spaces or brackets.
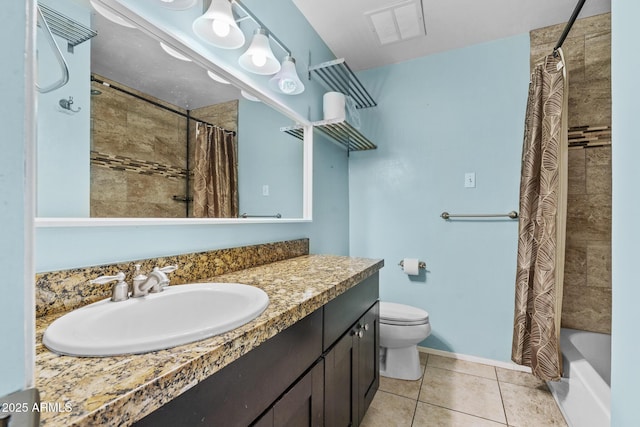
35,0,313,228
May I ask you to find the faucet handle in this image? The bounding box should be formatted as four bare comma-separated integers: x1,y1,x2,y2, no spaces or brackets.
148,265,178,293
157,265,178,274
90,272,126,285
90,272,129,302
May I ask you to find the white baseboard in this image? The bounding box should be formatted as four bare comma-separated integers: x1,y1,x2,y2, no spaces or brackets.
418,346,532,373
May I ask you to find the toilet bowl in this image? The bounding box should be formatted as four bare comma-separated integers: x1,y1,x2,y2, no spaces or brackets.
379,301,431,381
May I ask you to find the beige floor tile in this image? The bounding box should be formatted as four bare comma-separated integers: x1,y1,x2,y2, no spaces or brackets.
419,367,506,424
360,390,416,427
379,375,422,400
419,351,429,369
500,382,568,427
426,354,497,380
413,402,507,427
496,367,548,389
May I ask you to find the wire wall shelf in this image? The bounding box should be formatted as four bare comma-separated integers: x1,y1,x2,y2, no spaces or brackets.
38,2,97,52
309,58,376,109
281,119,377,152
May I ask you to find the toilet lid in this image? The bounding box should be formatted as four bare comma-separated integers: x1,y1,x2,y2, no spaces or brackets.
380,302,429,326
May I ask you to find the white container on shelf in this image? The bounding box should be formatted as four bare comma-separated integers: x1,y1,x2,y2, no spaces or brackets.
323,92,346,121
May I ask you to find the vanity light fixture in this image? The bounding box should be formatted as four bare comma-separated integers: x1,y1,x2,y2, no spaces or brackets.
192,0,245,49
156,0,198,11
207,70,230,84
159,42,192,61
89,0,136,28
238,28,280,75
268,55,305,95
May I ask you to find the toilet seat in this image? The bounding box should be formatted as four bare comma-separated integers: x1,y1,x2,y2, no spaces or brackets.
380,302,429,326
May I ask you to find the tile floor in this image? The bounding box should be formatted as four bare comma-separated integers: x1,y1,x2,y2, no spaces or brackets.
361,353,568,427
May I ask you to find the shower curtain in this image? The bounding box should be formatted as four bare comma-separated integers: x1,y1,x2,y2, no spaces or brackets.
511,49,568,381
193,122,239,218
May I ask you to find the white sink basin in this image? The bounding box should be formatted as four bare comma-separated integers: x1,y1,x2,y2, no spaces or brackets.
43,283,269,357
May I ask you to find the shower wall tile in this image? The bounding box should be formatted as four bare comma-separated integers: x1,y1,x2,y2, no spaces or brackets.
585,32,611,80
567,149,586,195
587,241,612,288
531,13,611,334
566,194,612,241
568,79,612,128
561,285,611,334
563,242,587,288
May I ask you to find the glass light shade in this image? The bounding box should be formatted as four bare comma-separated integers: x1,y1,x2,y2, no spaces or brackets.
240,90,261,102
268,56,305,95
90,0,136,28
159,42,192,62
207,70,230,85
192,0,245,49
238,29,281,75
157,0,197,11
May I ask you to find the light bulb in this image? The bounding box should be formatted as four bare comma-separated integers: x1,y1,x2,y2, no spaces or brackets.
212,19,230,37
252,54,267,67
279,78,297,94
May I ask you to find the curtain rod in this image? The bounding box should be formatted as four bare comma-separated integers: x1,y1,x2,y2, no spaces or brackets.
553,0,586,54
90,76,236,136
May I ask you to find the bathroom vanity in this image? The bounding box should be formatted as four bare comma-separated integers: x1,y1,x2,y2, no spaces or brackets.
134,273,379,427
35,253,383,426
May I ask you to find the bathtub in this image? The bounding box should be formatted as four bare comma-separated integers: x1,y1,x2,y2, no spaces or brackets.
547,328,611,427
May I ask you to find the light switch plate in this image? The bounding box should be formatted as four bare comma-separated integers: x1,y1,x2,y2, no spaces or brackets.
464,172,476,188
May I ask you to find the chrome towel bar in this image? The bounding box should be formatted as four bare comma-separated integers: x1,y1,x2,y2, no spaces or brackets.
440,211,519,220
240,213,282,218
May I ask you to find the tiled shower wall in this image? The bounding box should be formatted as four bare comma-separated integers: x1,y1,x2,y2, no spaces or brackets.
530,13,612,333
90,75,238,218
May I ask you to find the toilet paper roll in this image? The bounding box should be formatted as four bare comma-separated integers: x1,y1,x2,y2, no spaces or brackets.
323,92,346,121
403,258,420,275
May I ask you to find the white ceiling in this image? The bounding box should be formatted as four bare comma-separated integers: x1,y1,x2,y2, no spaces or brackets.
292,0,612,71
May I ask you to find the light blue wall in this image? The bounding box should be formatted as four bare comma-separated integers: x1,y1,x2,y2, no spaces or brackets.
35,0,349,272
611,2,640,425
36,0,91,217
238,99,303,218
350,34,529,361
0,0,32,396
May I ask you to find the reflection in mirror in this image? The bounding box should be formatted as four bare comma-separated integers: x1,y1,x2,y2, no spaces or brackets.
36,0,304,219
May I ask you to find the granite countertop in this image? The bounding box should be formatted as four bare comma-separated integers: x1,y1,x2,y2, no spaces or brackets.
35,254,383,426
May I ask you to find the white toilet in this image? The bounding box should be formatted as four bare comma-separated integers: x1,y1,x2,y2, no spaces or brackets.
379,301,431,381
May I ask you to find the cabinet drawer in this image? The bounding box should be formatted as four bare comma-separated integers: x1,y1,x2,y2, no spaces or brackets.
323,273,379,351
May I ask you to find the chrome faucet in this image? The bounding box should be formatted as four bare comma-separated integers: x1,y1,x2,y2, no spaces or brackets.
90,272,129,302
132,264,178,298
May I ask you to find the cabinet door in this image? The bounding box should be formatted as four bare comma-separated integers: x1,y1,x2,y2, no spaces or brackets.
254,360,324,427
357,302,379,422
324,329,358,427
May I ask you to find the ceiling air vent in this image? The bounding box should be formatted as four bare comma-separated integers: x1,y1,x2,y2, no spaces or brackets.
365,0,426,46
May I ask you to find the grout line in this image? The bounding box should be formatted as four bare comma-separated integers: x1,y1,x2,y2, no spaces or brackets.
423,364,498,382
415,401,510,426
410,353,429,426
496,367,511,427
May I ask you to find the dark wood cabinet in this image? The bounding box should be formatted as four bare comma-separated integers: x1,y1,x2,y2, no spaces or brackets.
324,302,379,427
253,360,324,427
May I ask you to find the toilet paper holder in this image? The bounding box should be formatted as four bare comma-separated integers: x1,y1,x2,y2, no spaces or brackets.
398,260,427,270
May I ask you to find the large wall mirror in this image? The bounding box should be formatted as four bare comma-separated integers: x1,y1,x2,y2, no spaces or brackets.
35,0,312,225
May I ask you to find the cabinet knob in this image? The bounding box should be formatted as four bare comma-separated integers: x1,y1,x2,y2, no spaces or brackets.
363,323,369,331
357,330,364,338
